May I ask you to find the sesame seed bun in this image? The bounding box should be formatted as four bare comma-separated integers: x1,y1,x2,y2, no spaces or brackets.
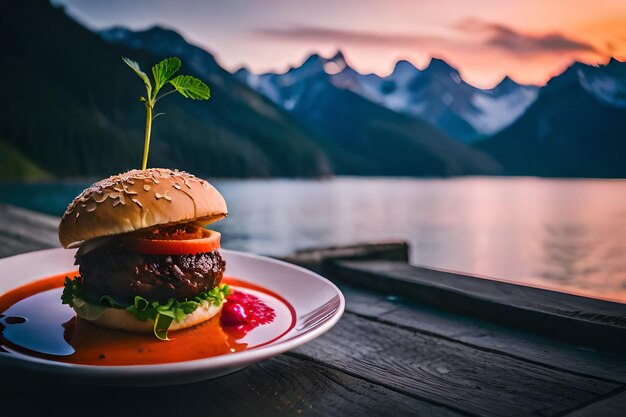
58,168,227,248
73,298,224,333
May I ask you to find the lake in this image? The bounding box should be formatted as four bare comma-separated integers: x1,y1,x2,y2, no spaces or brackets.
1,177,625,303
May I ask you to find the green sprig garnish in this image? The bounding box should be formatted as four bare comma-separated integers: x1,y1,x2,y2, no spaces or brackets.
62,277,230,340
122,56,211,170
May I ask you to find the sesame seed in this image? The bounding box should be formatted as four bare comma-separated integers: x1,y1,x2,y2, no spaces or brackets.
94,194,108,203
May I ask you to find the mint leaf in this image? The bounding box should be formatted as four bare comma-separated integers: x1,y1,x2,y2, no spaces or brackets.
169,75,211,100
122,55,211,170
151,57,181,95
122,57,152,98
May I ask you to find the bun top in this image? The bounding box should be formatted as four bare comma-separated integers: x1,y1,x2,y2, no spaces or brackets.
58,168,227,248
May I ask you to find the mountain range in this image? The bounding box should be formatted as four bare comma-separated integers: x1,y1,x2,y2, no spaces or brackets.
104,29,499,176
235,50,626,178
1,0,625,179
478,58,626,177
235,52,539,143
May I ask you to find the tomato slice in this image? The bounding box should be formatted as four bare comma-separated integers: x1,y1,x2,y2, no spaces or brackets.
126,229,221,255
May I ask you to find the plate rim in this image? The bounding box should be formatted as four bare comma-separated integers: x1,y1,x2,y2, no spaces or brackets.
0,248,345,378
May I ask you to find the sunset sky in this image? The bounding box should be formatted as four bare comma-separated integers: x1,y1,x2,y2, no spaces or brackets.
54,0,626,88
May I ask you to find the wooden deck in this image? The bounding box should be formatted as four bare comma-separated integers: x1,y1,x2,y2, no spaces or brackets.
1,203,625,417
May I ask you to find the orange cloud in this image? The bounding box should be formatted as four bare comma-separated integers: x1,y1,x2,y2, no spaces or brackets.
456,18,599,55
253,26,451,48
248,20,614,87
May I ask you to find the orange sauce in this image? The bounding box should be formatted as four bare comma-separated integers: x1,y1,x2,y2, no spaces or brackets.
0,273,295,366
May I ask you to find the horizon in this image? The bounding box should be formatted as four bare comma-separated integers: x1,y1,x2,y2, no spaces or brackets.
96,23,623,90
51,0,626,88
104,24,555,89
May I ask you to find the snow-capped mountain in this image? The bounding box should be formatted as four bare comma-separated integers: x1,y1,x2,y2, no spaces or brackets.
101,29,498,176
464,76,539,137
354,57,540,141
236,52,539,142
237,51,500,176
576,57,626,108
235,51,355,110
478,58,626,178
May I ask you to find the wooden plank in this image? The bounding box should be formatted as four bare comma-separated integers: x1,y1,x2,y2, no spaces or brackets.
564,389,626,417
0,204,59,257
0,354,462,417
282,241,409,274
293,312,620,417
0,234,45,259
341,285,626,384
329,260,626,349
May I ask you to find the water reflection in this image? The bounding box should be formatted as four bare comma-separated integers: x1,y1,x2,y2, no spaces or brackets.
540,224,596,285
1,177,625,302
210,177,626,302
537,222,626,300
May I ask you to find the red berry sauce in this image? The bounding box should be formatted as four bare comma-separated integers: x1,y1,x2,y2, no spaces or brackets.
220,290,276,334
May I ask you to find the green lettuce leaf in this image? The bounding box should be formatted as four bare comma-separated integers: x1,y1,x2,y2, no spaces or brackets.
154,312,174,341
61,277,230,340
61,276,82,305
72,297,105,321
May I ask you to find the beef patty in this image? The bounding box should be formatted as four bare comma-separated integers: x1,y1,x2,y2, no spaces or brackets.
77,246,225,305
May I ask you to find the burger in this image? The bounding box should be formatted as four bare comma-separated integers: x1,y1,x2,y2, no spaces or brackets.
59,168,229,340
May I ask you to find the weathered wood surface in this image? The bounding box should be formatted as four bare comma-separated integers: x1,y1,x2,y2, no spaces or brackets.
294,313,619,417
281,241,410,273
1,203,626,416
328,260,626,349
1,355,461,417
341,286,626,384
0,204,59,258
564,389,626,417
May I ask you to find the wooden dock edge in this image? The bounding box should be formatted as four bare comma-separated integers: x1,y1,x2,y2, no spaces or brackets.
285,243,626,351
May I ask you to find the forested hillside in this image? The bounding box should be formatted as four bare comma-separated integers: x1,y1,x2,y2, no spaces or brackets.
0,0,331,179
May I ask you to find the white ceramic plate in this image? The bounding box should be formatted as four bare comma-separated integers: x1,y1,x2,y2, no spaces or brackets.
0,248,344,386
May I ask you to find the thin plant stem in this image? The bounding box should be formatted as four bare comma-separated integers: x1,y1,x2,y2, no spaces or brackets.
141,102,153,170
154,88,177,103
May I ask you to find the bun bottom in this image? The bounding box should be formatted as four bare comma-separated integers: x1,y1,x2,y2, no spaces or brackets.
73,299,223,333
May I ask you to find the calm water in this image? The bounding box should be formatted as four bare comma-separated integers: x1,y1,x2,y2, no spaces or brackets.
1,177,625,303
